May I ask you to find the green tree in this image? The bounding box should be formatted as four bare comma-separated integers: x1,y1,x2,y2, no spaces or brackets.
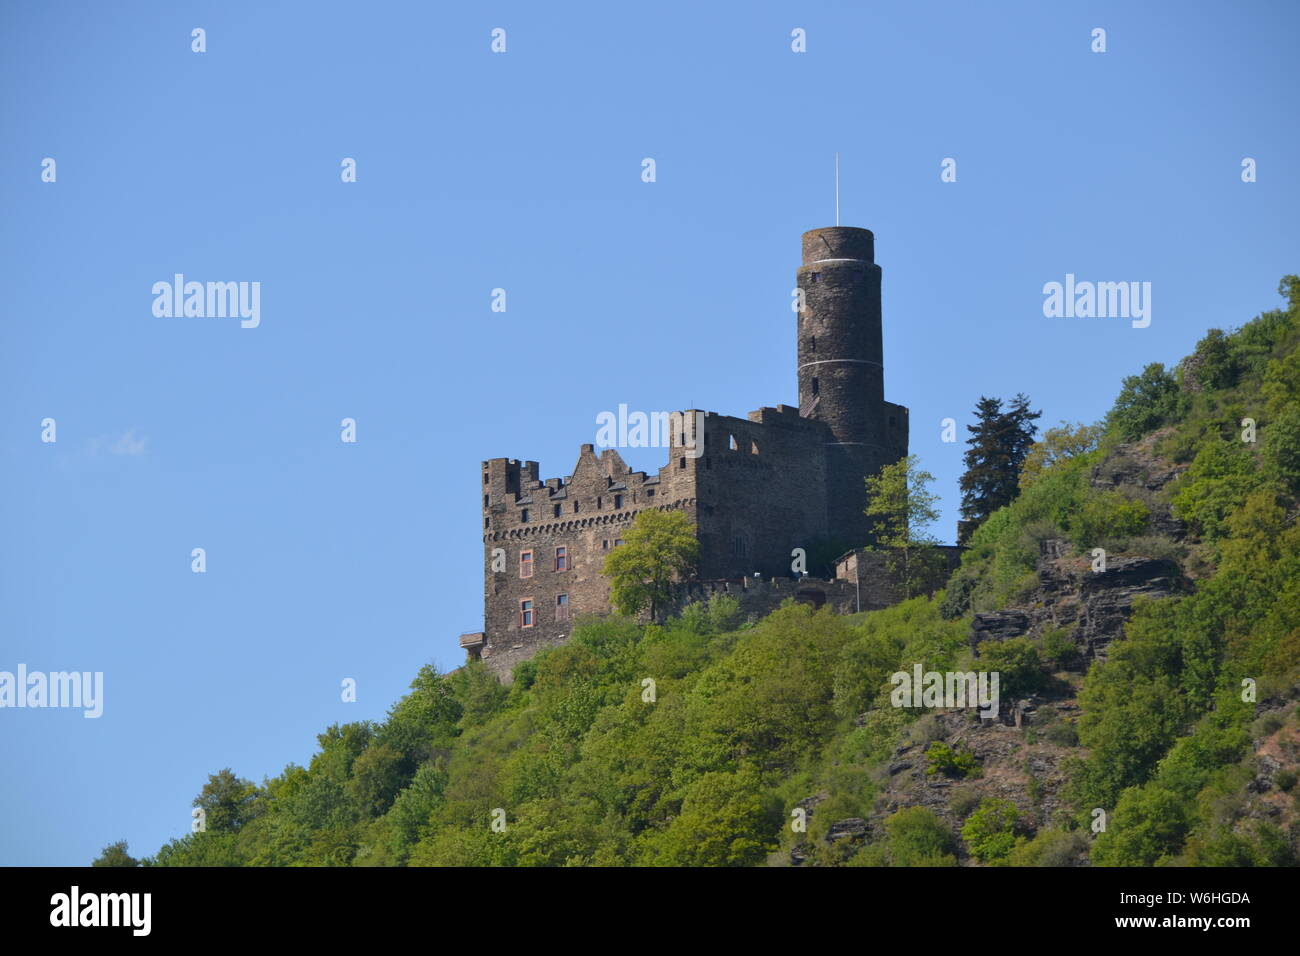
959,394,1042,542
864,454,946,598
1105,362,1184,441
1019,421,1103,490
194,769,260,834
856,807,957,867
602,509,699,622
961,798,1024,863
91,840,139,867
637,768,775,866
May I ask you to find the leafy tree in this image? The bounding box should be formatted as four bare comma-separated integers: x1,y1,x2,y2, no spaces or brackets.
976,637,1046,698
346,743,411,818
603,509,699,622
1105,362,1184,441
91,840,139,867
637,768,775,866
864,454,946,598
958,394,1041,542
855,807,956,867
194,769,260,834
961,798,1023,863
1090,785,1190,866
1019,421,1103,490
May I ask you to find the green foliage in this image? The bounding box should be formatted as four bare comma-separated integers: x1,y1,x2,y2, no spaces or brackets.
1073,491,1150,549
1262,405,1300,492
854,807,957,867
194,769,261,834
1005,828,1088,867
1019,422,1103,491
961,798,1024,863
91,840,139,867
1171,439,1266,544
1106,362,1185,441
1091,786,1190,866
925,741,980,779
602,509,700,621
976,637,1046,698
958,393,1042,541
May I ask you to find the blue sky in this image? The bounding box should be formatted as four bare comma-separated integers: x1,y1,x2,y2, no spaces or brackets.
1,0,1296,865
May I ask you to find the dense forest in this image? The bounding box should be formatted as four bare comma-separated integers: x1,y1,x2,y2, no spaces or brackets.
98,277,1300,867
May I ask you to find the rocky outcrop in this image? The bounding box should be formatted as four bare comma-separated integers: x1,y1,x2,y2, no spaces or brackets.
971,540,1185,662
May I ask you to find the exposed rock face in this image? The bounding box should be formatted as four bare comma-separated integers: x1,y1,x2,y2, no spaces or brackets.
971,540,1185,662
970,610,1031,648
826,818,869,842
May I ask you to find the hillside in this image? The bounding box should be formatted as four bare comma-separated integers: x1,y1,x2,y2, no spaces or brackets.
104,276,1300,867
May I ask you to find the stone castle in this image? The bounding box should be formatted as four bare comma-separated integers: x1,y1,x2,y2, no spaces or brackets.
462,226,911,676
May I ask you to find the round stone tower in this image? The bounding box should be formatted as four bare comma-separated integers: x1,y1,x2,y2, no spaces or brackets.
796,226,903,546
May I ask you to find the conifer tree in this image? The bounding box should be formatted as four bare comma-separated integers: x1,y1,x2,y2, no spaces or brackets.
958,393,1041,543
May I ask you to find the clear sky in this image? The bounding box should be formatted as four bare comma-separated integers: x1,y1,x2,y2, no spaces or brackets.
1,0,1296,866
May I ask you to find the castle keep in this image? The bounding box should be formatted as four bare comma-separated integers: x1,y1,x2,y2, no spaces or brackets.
464,226,909,675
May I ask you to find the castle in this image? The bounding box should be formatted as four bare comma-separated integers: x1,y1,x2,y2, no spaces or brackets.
462,226,910,676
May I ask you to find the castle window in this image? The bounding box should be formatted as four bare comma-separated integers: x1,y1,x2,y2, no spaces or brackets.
519,599,534,628
614,494,623,509
597,496,602,509
555,546,568,571
521,508,530,523
729,434,738,451
602,540,609,550
555,594,570,622
646,489,655,498
553,504,562,518
731,536,747,557
679,457,686,469
483,472,489,485
811,377,819,396
751,440,759,455
484,517,490,529
484,494,490,509
573,501,580,513
519,550,533,579
810,272,820,283
809,335,816,352
614,539,624,547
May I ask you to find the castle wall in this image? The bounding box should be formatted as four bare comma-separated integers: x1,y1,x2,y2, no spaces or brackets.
691,405,832,579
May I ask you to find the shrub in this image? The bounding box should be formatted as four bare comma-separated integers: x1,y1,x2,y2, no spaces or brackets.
1044,719,1079,747
1006,828,1088,867
961,798,1023,863
977,637,1046,698
854,807,956,867
1073,491,1150,549
926,741,980,779
1039,628,1081,670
